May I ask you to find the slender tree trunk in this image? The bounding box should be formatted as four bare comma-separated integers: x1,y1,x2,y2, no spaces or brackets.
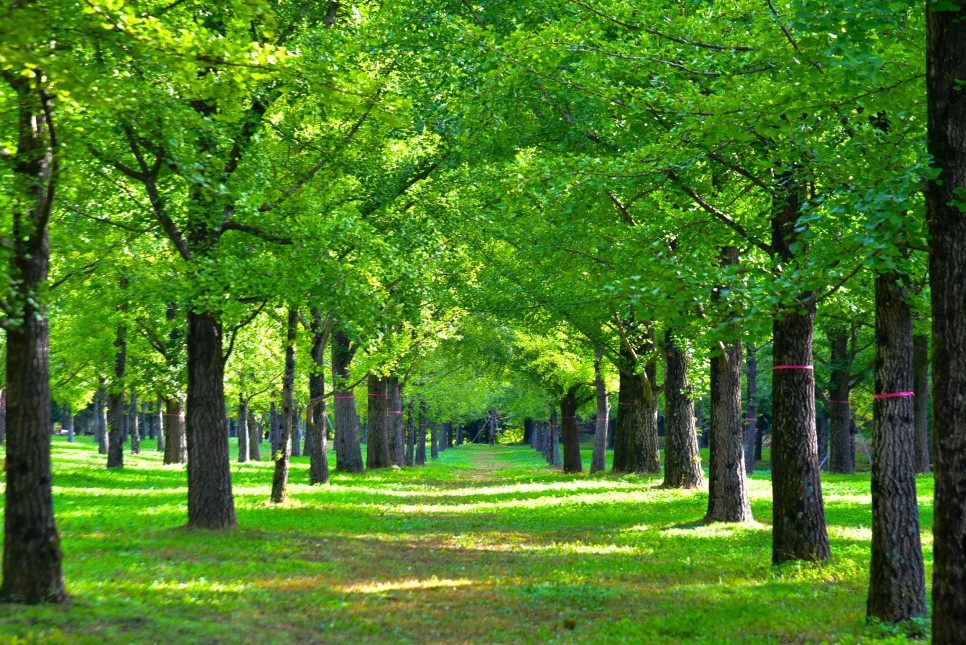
248,416,261,462
612,357,633,472
308,310,330,484
269,401,280,457
828,327,855,473
431,421,439,460
184,310,236,529
488,409,496,445
551,412,562,468
388,377,405,467
405,400,416,466
129,394,140,455
107,318,127,469
912,334,930,473
770,174,829,563
96,386,108,455
291,410,302,458
366,374,391,469
271,309,298,503
561,390,583,473
332,329,363,473
926,10,966,635
0,75,67,604
591,351,609,473
744,344,758,474
439,420,448,453
415,402,427,466
155,395,165,453
663,331,703,489
237,396,249,464
64,404,74,443
866,271,926,622
163,397,186,464
530,418,540,450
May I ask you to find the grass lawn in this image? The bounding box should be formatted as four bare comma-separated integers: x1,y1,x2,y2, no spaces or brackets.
0,436,932,644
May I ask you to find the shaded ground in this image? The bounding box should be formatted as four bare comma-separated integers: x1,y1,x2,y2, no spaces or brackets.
0,438,931,644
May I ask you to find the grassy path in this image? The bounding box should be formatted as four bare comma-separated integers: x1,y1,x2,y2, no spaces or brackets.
0,438,932,644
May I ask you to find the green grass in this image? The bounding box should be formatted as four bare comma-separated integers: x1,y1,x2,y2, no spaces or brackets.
0,436,932,644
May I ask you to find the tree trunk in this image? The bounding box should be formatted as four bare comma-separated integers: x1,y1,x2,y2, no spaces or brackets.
107,316,126,469
291,412,302,458
388,377,405,466
561,390,583,473
129,394,140,455
248,415,261,462
912,334,930,473
405,400,416,466
308,310,330,484
591,350,609,473
431,421,439,460
366,374,391,469
613,338,660,475
770,175,830,563
269,402,280,457
662,331,703,489
551,413,562,468
163,396,187,464
530,418,540,450
184,310,236,529
0,74,67,604
238,396,249,463
488,409,496,444
816,409,829,471
96,386,108,455
332,329,363,473
415,402,427,466
271,309,298,503
866,271,926,622
524,417,534,447
828,327,855,473
64,404,74,443
926,10,966,634
744,344,758,474
439,420,448,453
155,395,165,453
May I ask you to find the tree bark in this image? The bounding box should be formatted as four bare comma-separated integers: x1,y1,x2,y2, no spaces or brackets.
238,396,249,463
415,402,427,466
744,344,758,474
550,412,562,468
308,310,330,484
366,374,391,469
405,400,415,466
0,73,67,604
155,395,165,453
129,394,140,455
388,377,405,466
248,415,261,462
488,409,496,444
612,336,660,474
431,421,439,460
926,7,966,637
770,173,830,563
269,401,280,458
828,326,855,473
866,271,926,623
561,389,583,473
591,350,609,473
163,396,186,464
662,331,703,489
439,420,448,452
332,329,363,473
184,310,236,529
96,386,108,455
912,334,930,473
271,309,298,503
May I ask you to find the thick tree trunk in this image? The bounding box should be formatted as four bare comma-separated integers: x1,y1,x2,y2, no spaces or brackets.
662,331,703,489
415,402,427,466
561,390,583,473
926,8,966,637
744,344,758,474
828,327,855,474
271,310,298,503
163,396,186,464
388,377,405,467
332,329,363,473
0,75,66,604
530,418,540,450
308,310,330,484
96,386,108,455
591,351,609,473
184,310,236,529
238,396,249,463
866,271,926,623
912,334,930,473
155,395,165,453
613,339,660,475
770,176,829,563
366,374,391,469
129,394,140,455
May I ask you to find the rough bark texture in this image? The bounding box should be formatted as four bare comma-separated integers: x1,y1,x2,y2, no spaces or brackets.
237,397,249,463
0,74,67,603
662,331,703,489
307,310,329,484
163,397,187,464
184,310,237,529
248,416,261,461
269,402,280,458
926,7,966,638
828,327,855,474
866,272,926,623
770,179,830,563
332,329,363,473
439,421,449,452
591,351,609,474
612,336,660,474
744,345,758,475
388,377,405,467
366,374,391,469
561,390,583,473
415,402,427,466
271,310,298,503
912,334,931,473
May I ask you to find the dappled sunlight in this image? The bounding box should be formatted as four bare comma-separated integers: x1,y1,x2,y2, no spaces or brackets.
340,577,476,594
660,521,769,539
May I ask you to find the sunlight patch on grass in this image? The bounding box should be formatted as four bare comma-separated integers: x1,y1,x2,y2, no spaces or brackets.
340,577,476,594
